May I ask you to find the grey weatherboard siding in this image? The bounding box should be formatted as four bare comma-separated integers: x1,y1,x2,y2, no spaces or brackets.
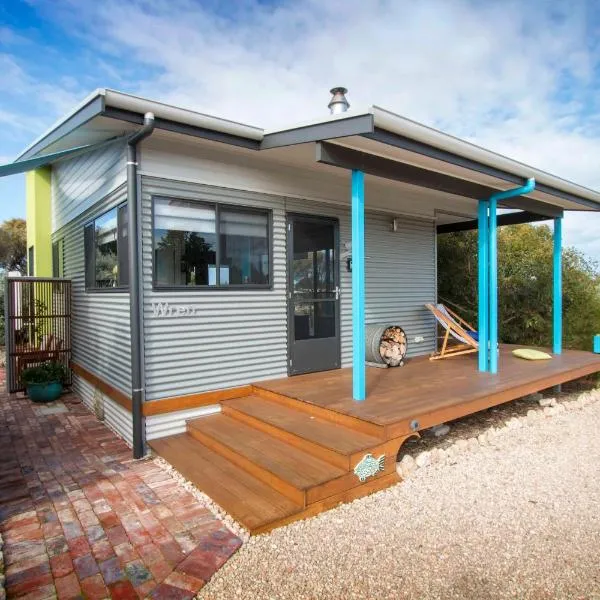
141,178,436,402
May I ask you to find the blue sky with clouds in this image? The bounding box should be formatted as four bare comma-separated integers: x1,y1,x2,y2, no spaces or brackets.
1,0,600,258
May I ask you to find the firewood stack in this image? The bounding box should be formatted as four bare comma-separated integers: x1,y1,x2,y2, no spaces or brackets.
379,326,407,367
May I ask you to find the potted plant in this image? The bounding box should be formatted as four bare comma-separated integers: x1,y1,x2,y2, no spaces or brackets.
20,361,68,403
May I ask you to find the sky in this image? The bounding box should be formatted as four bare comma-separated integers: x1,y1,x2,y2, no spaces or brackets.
1,0,600,259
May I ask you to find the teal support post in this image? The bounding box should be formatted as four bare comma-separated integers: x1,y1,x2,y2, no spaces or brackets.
351,169,366,401
594,334,600,354
477,200,489,372
488,196,498,374
487,178,536,374
553,218,562,354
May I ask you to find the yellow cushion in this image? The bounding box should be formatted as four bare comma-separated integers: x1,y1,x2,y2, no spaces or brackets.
512,348,552,361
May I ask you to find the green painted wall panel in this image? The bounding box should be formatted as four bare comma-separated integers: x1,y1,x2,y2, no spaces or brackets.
25,167,53,276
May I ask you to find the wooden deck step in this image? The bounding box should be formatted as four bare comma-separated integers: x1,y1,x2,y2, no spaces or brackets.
252,385,385,438
187,414,346,505
148,434,302,532
223,395,382,470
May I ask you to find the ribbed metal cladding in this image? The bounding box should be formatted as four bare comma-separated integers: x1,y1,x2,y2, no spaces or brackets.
140,179,436,403
141,177,288,400
284,198,436,365
73,374,133,446
146,405,220,440
51,140,127,232
53,184,132,396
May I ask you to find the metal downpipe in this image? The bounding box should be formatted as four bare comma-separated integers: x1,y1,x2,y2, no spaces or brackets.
487,178,536,374
127,112,155,459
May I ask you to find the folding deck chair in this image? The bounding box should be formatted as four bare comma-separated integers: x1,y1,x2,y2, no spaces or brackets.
425,303,479,360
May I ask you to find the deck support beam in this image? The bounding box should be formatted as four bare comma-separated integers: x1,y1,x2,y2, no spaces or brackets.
477,200,489,372
351,169,366,401
553,217,563,354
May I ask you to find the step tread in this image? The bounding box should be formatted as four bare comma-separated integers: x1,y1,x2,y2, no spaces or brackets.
187,414,346,489
225,395,381,455
148,434,301,531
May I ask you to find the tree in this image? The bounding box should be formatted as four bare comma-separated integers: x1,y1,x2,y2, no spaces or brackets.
437,223,600,351
0,219,27,273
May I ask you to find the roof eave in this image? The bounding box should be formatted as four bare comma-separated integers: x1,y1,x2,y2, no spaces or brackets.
16,90,107,161
370,106,600,211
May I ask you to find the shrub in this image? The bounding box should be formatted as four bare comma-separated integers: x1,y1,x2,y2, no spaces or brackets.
21,362,67,386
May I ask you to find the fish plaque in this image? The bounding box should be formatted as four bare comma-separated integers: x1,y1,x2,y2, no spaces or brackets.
353,453,385,482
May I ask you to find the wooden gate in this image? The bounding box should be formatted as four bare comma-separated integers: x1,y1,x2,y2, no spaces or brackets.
5,277,72,393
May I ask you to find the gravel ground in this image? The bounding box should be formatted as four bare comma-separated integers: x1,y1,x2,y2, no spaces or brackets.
199,385,600,600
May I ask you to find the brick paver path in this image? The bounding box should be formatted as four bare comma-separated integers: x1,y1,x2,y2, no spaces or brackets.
0,380,242,599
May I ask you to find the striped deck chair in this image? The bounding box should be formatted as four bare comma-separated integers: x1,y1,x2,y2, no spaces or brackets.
425,303,479,360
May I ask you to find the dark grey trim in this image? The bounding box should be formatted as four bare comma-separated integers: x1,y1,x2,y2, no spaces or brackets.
285,212,341,376
128,114,155,460
364,127,600,210
317,142,563,217
18,96,105,161
103,107,260,151
437,210,559,234
151,194,274,291
84,288,129,294
83,202,129,291
4,278,10,393
261,114,374,150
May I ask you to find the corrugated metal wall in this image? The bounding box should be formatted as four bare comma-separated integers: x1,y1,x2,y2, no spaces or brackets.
52,140,127,232
73,374,133,446
284,198,436,365
141,178,436,403
141,178,288,400
146,405,220,441
54,184,132,394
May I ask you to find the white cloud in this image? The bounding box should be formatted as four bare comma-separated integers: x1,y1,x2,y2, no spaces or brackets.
7,0,600,258
0,54,83,117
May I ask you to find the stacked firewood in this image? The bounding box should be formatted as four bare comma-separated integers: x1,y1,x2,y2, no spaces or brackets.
379,326,407,367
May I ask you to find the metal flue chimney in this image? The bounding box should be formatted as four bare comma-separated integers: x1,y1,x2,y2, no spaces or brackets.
328,87,350,114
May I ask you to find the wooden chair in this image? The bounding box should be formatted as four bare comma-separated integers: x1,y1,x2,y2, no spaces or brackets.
425,303,479,360
17,334,63,375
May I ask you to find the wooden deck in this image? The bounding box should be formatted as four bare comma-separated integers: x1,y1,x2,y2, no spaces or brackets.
150,345,600,535
255,345,600,439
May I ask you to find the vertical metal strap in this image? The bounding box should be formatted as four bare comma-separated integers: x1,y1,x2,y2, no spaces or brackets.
351,169,366,401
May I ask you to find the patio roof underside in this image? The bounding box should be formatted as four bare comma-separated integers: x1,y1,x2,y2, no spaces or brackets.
255,136,581,230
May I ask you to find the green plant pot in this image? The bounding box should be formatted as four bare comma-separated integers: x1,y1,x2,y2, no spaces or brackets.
27,382,63,403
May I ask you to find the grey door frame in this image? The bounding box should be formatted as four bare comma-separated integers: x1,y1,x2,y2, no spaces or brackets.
286,213,341,376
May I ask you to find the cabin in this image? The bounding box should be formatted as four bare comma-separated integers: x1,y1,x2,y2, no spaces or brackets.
4,87,600,533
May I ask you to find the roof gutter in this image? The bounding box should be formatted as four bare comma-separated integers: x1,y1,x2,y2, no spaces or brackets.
127,112,155,459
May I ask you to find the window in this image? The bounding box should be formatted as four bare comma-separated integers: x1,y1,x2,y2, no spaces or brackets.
84,204,128,289
153,197,270,288
52,239,64,278
27,246,34,276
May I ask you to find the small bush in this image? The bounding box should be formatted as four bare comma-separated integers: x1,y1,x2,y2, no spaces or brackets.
21,361,67,385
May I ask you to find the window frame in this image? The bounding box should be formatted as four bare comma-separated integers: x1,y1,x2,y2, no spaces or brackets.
84,203,129,293
27,246,34,276
151,195,273,291
52,238,65,278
